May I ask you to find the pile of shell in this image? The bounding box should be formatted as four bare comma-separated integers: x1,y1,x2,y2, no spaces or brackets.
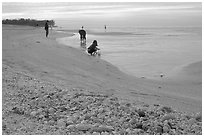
2,65,202,135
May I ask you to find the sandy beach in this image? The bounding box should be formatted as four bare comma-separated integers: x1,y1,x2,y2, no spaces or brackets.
2,25,202,135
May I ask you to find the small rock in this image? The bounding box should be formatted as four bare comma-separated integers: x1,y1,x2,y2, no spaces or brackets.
160,74,164,77
160,106,174,113
30,111,37,117
98,108,104,113
112,131,119,135
37,108,43,113
129,119,137,125
80,120,87,124
76,124,91,131
188,118,196,125
142,124,149,131
101,132,109,135
66,120,74,125
143,104,149,107
84,114,91,120
162,114,176,122
38,114,44,119
48,108,55,114
91,125,114,133
67,125,75,130
135,123,143,129
48,120,55,125
163,125,170,133
154,104,160,107
137,110,146,117
125,128,132,134
57,119,66,128
43,121,48,124
133,129,142,134
92,132,100,135
156,125,163,133
195,113,202,122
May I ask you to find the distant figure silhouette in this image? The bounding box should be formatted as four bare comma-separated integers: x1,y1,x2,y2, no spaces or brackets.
78,29,86,43
45,20,49,37
87,40,100,55
104,25,107,30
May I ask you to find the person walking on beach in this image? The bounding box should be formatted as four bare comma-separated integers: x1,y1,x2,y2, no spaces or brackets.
87,40,100,55
78,26,86,43
45,20,49,37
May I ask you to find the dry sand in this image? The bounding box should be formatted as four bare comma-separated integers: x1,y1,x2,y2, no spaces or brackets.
2,25,202,134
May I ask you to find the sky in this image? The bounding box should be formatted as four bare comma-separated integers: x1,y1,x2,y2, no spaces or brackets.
2,2,202,28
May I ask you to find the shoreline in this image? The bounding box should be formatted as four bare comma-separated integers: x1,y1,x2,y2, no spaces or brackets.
56,30,202,83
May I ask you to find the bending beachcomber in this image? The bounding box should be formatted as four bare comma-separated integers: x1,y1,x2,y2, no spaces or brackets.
78,29,86,43
87,40,100,56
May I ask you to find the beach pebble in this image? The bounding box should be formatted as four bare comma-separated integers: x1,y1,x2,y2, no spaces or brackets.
159,106,174,113
48,107,55,114
101,132,109,135
195,113,202,122
66,120,74,125
133,129,142,134
137,110,146,117
129,119,137,125
57,119,66,128
155,125,163,133
75,124,91,131
188,118,196,125
67,125,75,130
125,128,132,134
37,108,43,113
142,124,149,131
30,111,37,117
98,108,104,113
163,125,170,133
48,120,55,125
91,125,114,133
135,123,143,129
92,132,100,135
162,114,176,122
38,114,44,119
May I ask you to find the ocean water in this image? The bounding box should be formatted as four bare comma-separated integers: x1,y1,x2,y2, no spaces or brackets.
56,26,202,80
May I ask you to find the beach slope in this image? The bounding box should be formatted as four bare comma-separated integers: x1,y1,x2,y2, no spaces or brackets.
2,25,202,134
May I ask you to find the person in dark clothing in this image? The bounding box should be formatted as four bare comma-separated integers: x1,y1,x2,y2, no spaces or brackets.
78,29,86,43
87,40,100,55
45,20,49,37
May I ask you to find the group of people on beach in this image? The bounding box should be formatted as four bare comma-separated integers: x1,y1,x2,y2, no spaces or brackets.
45,21,100,56
78,26,100,56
